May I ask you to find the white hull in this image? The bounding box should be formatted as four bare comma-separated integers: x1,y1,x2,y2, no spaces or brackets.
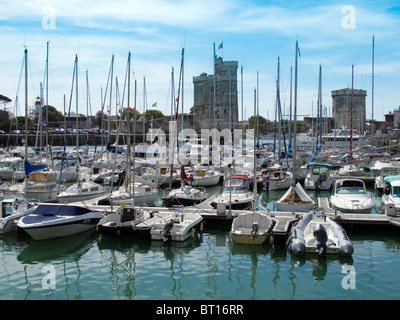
25,190,58,203
23,222,99,241
150,212,203,242
57,190,108,203
230,212,273,245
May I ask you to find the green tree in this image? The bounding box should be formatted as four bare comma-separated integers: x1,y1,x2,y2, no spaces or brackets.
144,109,164,119
41,105,63,126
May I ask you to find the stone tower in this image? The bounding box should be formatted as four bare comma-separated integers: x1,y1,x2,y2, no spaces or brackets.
331,88,367,133
193,57,238,132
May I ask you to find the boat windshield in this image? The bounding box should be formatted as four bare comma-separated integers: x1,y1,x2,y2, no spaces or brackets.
222,187,249,194
336,187,366,194
392,186,400,198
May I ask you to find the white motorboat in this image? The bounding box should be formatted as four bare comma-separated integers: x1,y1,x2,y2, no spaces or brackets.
275,183,316,212
212,175,253,210
0,158,24,180
337,163,372,177
230,211,273,245
287,210,354,256
57,180,109,203
381,175,400,216
17,203,104,240
24,170,60,203
374,167,400,193
149,210,203,242
96,206,153,238
329,179,376,213
267,170,293,191
0,197,35,235
304,163,334,191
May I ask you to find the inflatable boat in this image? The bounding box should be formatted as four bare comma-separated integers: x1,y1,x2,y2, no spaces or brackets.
287,210,353,256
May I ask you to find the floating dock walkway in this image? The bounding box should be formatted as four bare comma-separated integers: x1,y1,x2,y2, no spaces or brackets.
72,196,400,244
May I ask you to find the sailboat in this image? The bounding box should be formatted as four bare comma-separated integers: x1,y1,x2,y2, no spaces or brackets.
230,87,274,245
275,42,316,212
56,55,109,203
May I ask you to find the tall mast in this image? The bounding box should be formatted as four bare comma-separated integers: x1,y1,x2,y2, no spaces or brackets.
350,64,354,160
213,43,216,130
252,87,257,211
126,52,131,196
371,36,375,146
24,48,28,165
292,40,299,187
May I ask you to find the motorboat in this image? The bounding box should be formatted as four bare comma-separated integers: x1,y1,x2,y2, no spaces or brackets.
287,210,354,256
212,175,253,210
24,170,60,203
17,203,104,240
329,179,376,213
230,211,273,245
337,163,372,177
304,163,334,191
148,208,203,242
381,175,400,216
274,183,316,212
96,206,153,238
0,197,35,235
0,157,24,180
374,167,400,193
57,180,109,203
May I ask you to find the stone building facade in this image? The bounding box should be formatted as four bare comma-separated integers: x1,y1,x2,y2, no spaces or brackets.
192,57,238,132
331,88,367,133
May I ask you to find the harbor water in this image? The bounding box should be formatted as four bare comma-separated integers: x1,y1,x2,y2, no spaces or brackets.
1,185,400,301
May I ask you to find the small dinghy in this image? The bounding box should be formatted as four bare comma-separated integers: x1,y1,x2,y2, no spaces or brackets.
287,210,353,256
149,208,203,242
96,206,153,238
230,211,274,245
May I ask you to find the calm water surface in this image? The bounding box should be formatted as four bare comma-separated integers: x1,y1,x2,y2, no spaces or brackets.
1,186,400,300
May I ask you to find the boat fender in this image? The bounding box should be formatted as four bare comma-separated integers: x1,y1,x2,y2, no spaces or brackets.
163,219,174,242
251,222,259,239
313,223,327,256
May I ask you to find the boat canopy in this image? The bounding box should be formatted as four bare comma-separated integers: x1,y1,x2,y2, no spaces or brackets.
384,175,400,186
33,204,93,216
307,163,332,169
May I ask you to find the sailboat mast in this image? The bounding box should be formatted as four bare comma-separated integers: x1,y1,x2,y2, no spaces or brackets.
252,87,257,211
24,48,28,164
371,36,375,146
292,40,299,187
126,52,131,196
350,64,354,160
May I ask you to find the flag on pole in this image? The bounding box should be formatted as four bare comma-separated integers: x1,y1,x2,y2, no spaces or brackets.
152,102,158,107
218,42,223,50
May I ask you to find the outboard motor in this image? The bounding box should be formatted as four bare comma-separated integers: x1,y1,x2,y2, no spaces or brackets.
251,222,259,239
313,223,328,256
162,219,175,242
314,176,323,190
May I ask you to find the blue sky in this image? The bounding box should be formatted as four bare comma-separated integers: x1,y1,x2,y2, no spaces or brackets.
1,0,400,124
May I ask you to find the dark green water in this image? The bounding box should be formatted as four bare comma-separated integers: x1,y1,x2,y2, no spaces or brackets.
1,186,400,300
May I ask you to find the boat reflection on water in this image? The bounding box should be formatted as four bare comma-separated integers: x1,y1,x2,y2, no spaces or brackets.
17,229,99,264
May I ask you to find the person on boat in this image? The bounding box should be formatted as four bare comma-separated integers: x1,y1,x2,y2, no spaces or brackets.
261,171,270,190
